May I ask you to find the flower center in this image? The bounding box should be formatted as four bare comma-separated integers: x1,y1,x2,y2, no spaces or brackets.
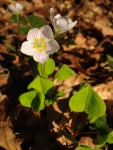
33,38,47,52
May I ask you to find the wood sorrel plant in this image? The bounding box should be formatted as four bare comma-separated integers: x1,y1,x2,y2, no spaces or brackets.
8,3,113,149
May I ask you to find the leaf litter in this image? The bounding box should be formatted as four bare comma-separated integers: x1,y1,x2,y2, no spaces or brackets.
0,0,113,149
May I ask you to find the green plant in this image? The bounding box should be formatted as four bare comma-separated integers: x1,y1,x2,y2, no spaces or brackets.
8,3,113,149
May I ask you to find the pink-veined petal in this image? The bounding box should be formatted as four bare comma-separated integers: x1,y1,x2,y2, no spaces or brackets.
59,20,77,33
45,39,60,54
68,20,77,30
27,28,40,42
40,25,54,39
33,51,49,64
20,41,36,56
56,17,69,29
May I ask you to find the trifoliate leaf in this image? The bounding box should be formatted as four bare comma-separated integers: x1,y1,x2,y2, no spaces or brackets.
19,26,31,34
28,76,54,94
69,84,106,117
18,15,27,25
38,58,55,78
10,14,27,24
107,131,113,144
31,92,45,111
85,87,106,117
10,14,18,23
28,15,45,28
19,90,37,107
69,87,87,112
55,64,75,81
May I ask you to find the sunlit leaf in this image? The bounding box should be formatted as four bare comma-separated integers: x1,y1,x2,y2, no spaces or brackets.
28,76,54,94
107,131,113,144
88,115,106,125
69,84,106,117
38,58,55,78
45,98,57,106
69,89,86,112
55,91,65,97
79,81,88,90
55,64,75,81
19,90,37,107
85,87,106,117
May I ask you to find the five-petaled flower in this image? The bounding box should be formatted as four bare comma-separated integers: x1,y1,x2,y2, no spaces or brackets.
8,3,23,15
50,8,77,35
20,25,60,64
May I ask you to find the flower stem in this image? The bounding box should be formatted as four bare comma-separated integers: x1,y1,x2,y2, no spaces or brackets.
41,63,45,77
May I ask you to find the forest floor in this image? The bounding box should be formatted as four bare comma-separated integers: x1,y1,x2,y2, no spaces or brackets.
0,0,113,149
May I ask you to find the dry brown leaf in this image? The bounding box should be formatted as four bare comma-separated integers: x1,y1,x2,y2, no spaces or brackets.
63,74,87,87
93,81,113,100
94,18,113,36
0,121,22,150
0,66,10,88
75,33,87,49
79,136,100,149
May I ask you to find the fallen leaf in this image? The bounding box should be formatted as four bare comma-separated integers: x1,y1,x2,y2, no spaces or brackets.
0,121,22,150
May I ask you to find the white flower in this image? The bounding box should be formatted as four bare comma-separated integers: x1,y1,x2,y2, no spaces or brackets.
20,25,60,64
8,3,23,15
50,8,77,34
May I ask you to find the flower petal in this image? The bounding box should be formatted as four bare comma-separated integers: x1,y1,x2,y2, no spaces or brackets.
67,18,73,24
54,14,61,19
20,41,36,56
68,20,77,30
40,25,54,39
33,51,49,64
56,17,69,29
53,14,62,28
58,20,77,34
50,8,54,22
61,20,77,33
8,4,16,12
27,28,40,42
16,3,23,11
45,39,60,54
